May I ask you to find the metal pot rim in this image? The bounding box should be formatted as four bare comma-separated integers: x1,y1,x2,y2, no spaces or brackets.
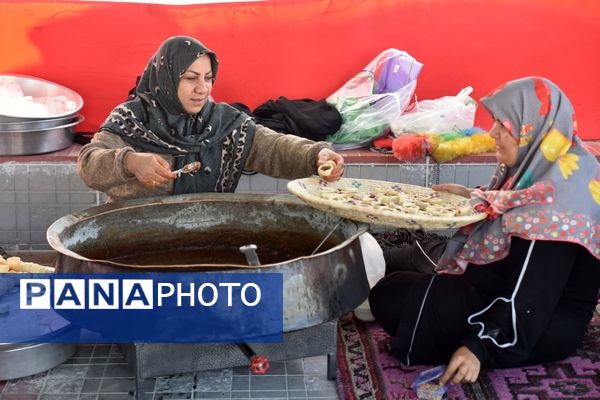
47,193,369,269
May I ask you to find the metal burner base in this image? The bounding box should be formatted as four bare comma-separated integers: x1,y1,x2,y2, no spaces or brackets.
0,341,77,381
121,320,337,400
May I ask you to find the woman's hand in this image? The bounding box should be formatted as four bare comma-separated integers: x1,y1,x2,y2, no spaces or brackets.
440,346,481,385
432,183,472,198
125,153,177,188
317,148,345,182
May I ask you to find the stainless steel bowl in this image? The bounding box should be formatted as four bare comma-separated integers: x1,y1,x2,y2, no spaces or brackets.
0,74,84,122
0,114,82,132
0,114,84,155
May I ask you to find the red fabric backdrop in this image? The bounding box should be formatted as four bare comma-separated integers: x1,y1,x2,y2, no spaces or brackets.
1,0,598,139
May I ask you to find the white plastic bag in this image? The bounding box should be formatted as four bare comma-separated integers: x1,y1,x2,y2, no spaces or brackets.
390,87,477,134
354,232,386,322
326,49,423,147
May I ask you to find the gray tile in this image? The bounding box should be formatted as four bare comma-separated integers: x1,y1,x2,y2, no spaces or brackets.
453,164,470,186
99,378,135,393
97,395,133,400
303,375,336,392
29,192,57,205
248,390,288,398
69,173,91,192
39,395,79,400
467,164,495,187
154,393,191,400
0,192,15,204
194,392,230,399
30,230,48,246
92,344,111,357
108,344,124,357
302,356,327,375
142,378,156,393
1,372,47,393
0,394,39,400
286,376,305,390
0,166,15,191
261,362,285,376
249,174,277,192
249,376,286,391
81,379,102,393
231,376,249,391
232,366,251,376
15,191,29,204
236,174,251,193
78,395,98,400
47,364,88,380
27,166,57,191
64,357,92,365
15,206,30,231
13,164,29,191
306,390,338,399
285,360,304,375
0,230,29,246
70,192,98,205
275,178,290,193
344,164,360,179
436,164,456,186
75,345,95,357
155,374,194,393
85,365,105,378
359,164,387,181
57,192,70,204
103,364,134,378
0,206,16,230
230,391,250,399
287,390,307,399
42,378,84,394
30,243,52,250
29,205,59,230
194,369,232,392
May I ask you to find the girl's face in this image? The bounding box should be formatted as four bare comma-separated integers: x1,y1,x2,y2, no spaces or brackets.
489,119,519,166
177,55,213,115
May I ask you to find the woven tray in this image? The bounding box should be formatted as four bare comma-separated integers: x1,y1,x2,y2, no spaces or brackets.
287,177,487,231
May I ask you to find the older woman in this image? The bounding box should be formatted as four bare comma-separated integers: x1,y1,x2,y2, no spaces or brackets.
368,77,600,385
78,36,344,201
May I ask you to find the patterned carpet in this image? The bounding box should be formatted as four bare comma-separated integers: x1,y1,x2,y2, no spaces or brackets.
336,309,600,399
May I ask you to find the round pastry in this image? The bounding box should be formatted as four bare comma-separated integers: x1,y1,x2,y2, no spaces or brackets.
318,161,337,178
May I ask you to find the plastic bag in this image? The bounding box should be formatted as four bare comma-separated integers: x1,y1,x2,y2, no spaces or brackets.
326,49,423,148
391,87,477,134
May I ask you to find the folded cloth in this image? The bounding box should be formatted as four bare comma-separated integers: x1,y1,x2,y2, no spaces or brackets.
253,97,342,141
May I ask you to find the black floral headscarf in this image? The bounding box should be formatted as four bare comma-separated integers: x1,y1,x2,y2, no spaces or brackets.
437,77,600,273
101,36,255,194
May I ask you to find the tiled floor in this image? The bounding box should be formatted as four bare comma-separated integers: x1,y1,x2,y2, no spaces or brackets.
0,344,338,400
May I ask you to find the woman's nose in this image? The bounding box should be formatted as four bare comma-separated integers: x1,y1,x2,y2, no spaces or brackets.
489,124,501,139
194,81,207,93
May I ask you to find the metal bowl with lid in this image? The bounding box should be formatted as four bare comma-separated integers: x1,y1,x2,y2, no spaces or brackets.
0,74,84,155
0,74,83,122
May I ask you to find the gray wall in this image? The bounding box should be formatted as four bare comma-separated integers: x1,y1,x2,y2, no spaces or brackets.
0,161,496,250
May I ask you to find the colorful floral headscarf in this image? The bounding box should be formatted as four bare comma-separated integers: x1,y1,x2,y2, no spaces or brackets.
437,77,600,273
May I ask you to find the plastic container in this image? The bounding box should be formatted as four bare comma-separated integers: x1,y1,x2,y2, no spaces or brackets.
411,365,448,400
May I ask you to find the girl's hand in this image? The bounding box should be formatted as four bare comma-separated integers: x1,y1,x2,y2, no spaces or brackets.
125,153,177,188
317,148,345,182
440,346,481,385
432,183,472,198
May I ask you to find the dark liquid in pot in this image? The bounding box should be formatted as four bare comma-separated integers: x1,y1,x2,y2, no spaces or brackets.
79,229,340,266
